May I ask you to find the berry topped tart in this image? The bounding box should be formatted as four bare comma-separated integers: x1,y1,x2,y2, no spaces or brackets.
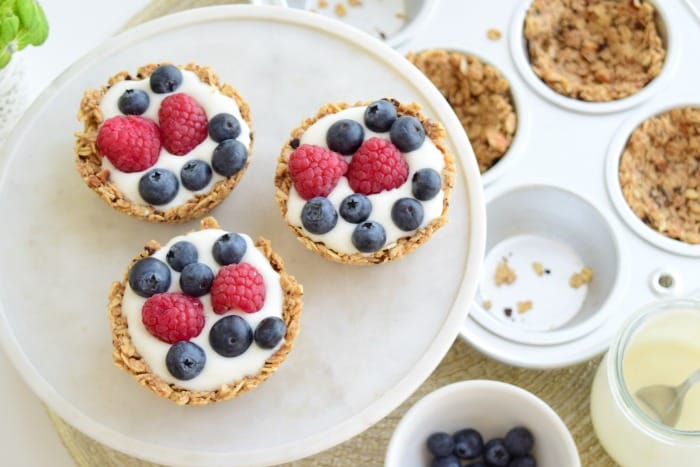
75,63,253,223
275,99,456,265
108,216,303,405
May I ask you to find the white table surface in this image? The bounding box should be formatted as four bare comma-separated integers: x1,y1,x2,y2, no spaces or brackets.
0,2,147,466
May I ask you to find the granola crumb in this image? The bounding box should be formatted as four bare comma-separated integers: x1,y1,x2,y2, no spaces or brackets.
570,266,593,288
524,0,666,102
487,28,502,40
396,11,407,19
517,300,533,314
483,300,492,310
334,2,347,16
348,0,362,6
495,258,517,286
407,49,517,173
532,262,544,276
317,0,328,8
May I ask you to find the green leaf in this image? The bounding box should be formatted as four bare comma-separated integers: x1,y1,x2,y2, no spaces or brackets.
0,49,11,69
15,0,37,30
0,15,19,45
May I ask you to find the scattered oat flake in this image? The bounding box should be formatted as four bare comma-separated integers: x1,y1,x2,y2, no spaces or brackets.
348,0,362,6
396,11,407,19
317,0,328,8
483,300,492,310
335,2,347,16
532,262,544,276
569,266,593,288
487,28,502,40
495,258,517,286
517,300,533,314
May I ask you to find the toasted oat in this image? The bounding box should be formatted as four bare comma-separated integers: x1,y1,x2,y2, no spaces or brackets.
517,300,533,314
348,0,362,6
407,49,517,173
532,261,544,276
570,266,593,288
396,12,407,19
495,258,517,286
483,300,493,310
317,0,328,8
619,107,700,244
487,28,502,41
334,2,347,16
524,0,666,102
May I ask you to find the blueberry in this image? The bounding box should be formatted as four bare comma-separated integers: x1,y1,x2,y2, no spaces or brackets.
139,168,179,205
326,119,364,155
212,139,248,177
165,341,205,380
364,99,397,132
352,221,386,252
391,198,424,231
180,160,212,191
508,456,536,467
504,427,534,457
179,262,214,297
339,193,371,223
209,315,253,358
453,428,483,460
431,455,461,467
212,232,247,265
117,89,149,115
208,113,241,142
390,115,426,152
149,64,182,93
254,317,286,349
301,197,338,234
427,432,454,457
412,168,442,201
484,438,511,467
166,241,198,272
128,257,171,298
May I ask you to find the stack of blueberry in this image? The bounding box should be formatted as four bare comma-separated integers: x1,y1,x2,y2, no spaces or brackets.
426,426,536,467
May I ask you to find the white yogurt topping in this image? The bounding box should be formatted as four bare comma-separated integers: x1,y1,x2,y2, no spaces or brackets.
121,229,283,392
99,70,252,210
286,106,446,254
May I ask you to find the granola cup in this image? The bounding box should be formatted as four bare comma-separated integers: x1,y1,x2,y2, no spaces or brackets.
275,100,456,265
524,0,667,102
75,63,254,223
407,49,518,174
109,217,303,405
619,107,700,245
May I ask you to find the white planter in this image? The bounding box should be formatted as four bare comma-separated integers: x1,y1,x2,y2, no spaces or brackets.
0,54,29,142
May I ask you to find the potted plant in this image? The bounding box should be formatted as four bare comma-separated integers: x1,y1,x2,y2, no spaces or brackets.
0,0,48,140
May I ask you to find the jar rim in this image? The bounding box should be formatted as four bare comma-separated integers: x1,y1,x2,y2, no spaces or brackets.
608,297,700,441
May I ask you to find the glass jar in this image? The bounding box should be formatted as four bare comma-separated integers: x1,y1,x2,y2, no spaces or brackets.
590,298,700,466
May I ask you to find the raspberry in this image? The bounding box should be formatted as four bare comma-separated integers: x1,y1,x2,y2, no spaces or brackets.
141,292,205,344
288,144,348,200
96,115,161,173
346,137,408,195
158,93,208,155
211,263,265,314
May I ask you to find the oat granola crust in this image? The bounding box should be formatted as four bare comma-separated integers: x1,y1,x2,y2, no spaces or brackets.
407,49,517,173
619,107,700,245
107,217,303,405
75,63,254,224
274,100,456,266
524,0,666,102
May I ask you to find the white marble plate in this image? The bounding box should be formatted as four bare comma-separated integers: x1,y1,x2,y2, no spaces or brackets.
0,6,484,467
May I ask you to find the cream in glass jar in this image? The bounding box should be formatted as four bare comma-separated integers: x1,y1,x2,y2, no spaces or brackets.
590,298,700,466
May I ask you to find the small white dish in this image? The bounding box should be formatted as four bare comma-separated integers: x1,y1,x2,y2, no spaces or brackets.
471,184,623,345
509,0,680,114
605,102,700,258
385,380,581,467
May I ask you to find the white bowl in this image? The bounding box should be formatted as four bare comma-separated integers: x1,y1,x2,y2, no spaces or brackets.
389,0,438,47
509,0,680,114
605,102,700,258
471,184,624,345
385,380,580,467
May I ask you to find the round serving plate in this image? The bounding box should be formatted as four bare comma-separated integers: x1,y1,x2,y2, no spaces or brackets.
0,5,485,467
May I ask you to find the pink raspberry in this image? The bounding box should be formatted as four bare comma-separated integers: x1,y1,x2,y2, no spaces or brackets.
158,93,208,155
346,137,409,195
288,144,348,200
141,292,205,344
96,115,161,173
211,263,265,314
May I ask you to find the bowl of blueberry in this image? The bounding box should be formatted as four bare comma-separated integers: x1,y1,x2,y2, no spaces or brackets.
385,380,580,467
